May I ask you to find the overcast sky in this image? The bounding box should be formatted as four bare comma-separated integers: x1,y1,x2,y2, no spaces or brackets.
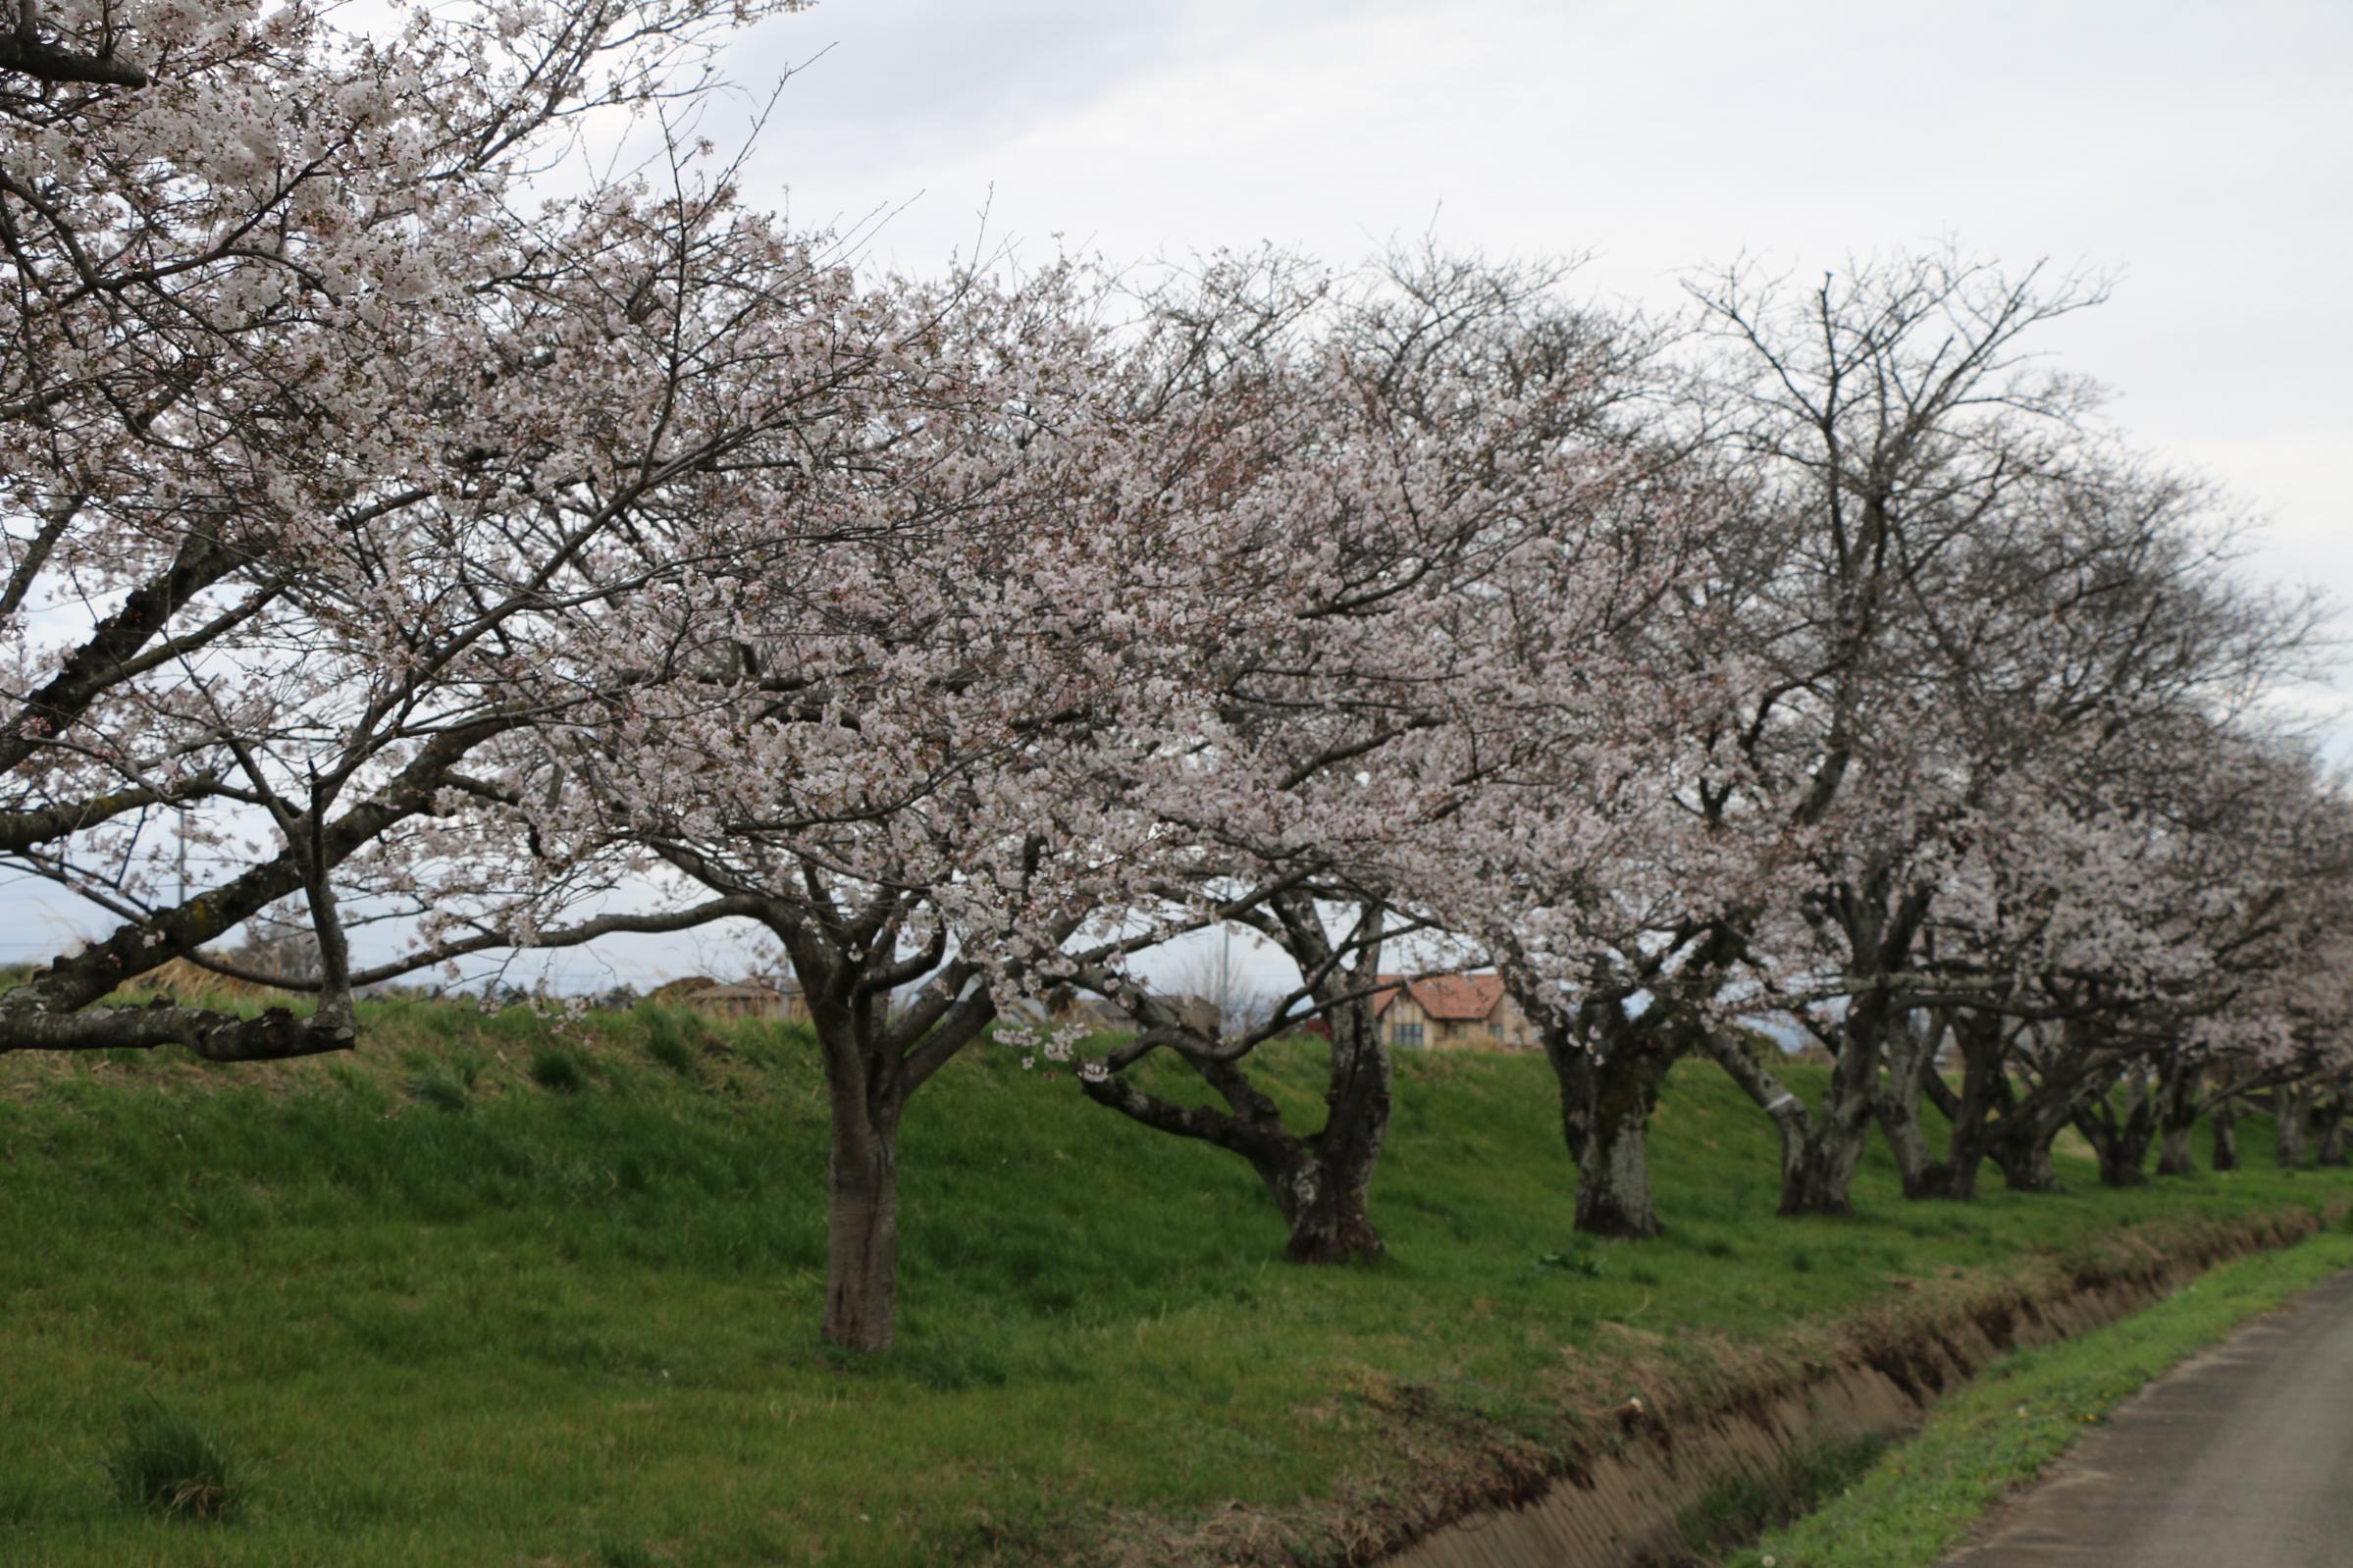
716,0,2346,599
8,0,2347,986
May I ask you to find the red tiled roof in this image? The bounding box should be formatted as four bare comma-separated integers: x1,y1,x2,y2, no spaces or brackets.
1372,971,1505,1022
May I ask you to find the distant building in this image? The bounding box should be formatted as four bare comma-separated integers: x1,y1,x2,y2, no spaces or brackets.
131,956,283,1001
648,976,808,1022
1371,972,1537,1053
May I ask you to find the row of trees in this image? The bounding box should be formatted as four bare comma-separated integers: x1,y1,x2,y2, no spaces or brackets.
7,0,2347,1351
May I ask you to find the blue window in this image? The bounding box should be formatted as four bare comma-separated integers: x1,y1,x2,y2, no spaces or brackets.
1392,1021,1425,1048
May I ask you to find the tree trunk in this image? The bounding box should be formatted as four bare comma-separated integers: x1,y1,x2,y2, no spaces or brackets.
1780,1115,1872,1216
1992,1119,2063,1192
2153,1067,2202,1178
1925,1010,2015,1202
2090,1125,2152,1187
1875,1012,1952,1200
1781,1040,1879,1217
1546,1008,1678,1239
1261,1145,1384,1263
1285,990,1389,1261
1575,1049,1673,1238
2275,1087,2311,1170
1079,902,1392,1268
1699,1027,1815,1209
2074,1083,2157,1189
2211,1101,2240,1172
823,1114,901,1352
2310,1092,2348,1168
794,935,930,1357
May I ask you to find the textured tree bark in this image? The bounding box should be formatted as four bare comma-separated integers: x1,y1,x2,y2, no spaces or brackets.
822,1115,901,1353
2154,1068,2203,1177
810,987,910,1353
2073,1077,2158,1189
2211,1101,2241,1172
1774,894,1929,1216
1993,1120,2064,1192
1545,1007,1679,1239
1875,1012,1953,1200
1698,1028,1828,1214
1078,899,1393,1268
2311,1094,2348,1169
1780,1115,1873,1216
1921,1009,2017,1202
1261,1146,1384,1263
2275,1086,2311,1170
1575,1043,1675,1238
1779,1019,1884,1217
2086,1123,2154,1187
1276,997,1390,1262
783,912,998,1356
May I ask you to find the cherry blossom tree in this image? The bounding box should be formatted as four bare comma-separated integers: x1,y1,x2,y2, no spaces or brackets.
1063,251,1699,1260
0,0,882,1057
1668,251,2222,1216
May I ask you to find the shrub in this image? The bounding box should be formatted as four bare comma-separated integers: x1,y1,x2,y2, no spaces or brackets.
105,1400,245,1522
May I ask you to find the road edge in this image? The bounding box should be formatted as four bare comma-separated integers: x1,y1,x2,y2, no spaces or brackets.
1718,1223,2353,1568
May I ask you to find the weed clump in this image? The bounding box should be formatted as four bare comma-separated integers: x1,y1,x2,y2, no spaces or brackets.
1534,1240,1606,1278
642,1010,706,1076
105,1400,245,1522
409,1067,472,1112
529,1046,589,1094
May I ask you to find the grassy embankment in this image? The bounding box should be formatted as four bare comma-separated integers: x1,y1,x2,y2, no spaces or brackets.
1721,1227,2353,1568
0,991,2338,1567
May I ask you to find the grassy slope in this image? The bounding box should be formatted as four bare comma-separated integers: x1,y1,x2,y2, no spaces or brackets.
0,998,2336,1567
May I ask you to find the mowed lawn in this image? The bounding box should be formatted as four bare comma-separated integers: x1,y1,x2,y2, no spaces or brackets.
0,998,2335,1567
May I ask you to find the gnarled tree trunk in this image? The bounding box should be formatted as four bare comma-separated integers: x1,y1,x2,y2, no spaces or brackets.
2211,1100,2241,1172
1875,1011,1953,1199
1779,1010,1889,1217
1278,995,1390,1261
1080,894,1393,1266
1698,1028,1820,1212
2154,1065,2204,1178
1548,1007,1681,1239
2073,1068,2159,1189
2311,1091,2348,1169
2275,1085,2312,1170
1989,1101,2067,1192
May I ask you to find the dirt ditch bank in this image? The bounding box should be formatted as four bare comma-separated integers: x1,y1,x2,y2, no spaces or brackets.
1366,1209,2328,1568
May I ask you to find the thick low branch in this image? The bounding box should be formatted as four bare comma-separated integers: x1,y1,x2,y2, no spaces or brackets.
0,998,350,1061
183,892,773,992
1077,1066,1286,1164
0,777,216,855
0,31,148,86
8,714,517,1017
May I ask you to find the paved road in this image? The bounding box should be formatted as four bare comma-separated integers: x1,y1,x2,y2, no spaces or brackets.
1945,1266,2353,1568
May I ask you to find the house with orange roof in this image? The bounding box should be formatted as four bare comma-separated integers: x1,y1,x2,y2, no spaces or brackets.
1371,971,1538,1053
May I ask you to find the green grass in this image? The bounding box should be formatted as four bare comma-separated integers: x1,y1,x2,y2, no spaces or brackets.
0,995,2338,1567
102,1399,246,1524
1723,1227,2353,1568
